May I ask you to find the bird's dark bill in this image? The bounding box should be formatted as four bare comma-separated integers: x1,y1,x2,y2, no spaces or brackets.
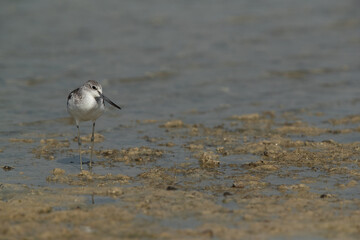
102,94,121,109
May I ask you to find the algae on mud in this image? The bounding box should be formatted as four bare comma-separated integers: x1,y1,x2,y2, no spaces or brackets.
2,112,360,239
1,0,359,238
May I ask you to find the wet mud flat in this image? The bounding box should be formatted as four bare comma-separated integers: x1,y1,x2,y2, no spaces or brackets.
2,112,360,240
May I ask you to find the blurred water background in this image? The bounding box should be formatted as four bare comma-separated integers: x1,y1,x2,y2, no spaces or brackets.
0,0,359,185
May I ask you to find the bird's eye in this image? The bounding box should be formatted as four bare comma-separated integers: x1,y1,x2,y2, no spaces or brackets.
92,86,97,90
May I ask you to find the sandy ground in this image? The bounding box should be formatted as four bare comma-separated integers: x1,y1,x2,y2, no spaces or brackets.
1,112,360,239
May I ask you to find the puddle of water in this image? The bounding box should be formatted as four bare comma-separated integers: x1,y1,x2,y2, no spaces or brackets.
160,217,201,230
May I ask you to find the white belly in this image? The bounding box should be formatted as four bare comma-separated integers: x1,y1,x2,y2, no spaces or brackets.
68,94,105,123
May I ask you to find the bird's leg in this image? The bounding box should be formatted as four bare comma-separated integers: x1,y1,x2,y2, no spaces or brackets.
77,125,82,170
90,121,95,169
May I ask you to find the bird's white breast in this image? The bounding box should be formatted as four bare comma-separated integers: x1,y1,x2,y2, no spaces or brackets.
67,90,105,123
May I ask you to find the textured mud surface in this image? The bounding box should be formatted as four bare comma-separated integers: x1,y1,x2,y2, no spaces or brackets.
2,113,360,240
1,0,359,239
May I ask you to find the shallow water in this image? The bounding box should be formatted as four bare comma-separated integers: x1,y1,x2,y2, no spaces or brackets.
1,0,360,239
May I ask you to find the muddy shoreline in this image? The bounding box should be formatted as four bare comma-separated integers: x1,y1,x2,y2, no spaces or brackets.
1,0,359,238
1,112,360,239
